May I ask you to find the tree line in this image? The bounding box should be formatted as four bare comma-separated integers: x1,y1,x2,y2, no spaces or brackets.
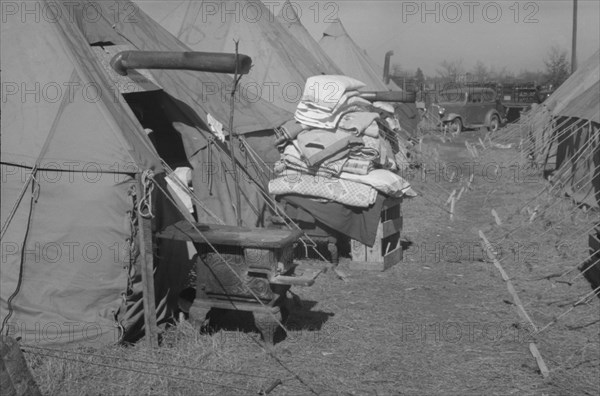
392,45,571,91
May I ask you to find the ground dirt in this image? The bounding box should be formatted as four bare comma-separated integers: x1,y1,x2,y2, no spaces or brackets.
24,130,599,396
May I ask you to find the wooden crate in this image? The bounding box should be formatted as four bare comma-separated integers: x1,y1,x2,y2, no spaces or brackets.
349,198,403,271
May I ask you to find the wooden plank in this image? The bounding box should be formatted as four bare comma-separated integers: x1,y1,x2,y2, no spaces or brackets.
381,197,401,211
479,230,550,378
157,221,302,248
366,225,384,261
529,343,550,378
350,239,367,262
382,217,402,237
383,245,402,269
137,180,159,349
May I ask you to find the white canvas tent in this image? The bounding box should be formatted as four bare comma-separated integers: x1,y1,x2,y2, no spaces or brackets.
1,0,293,346
135,0,341,112
318,18,401,91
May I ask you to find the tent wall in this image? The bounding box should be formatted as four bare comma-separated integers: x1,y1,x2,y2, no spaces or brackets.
80,0,292,134
1,172,135,345
1,0,189,346
135,0,340,113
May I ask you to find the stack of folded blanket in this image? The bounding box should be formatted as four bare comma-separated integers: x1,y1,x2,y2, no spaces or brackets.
269,75,416,208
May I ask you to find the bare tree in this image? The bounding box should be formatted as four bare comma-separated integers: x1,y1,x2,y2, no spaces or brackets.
489,65,511,82
517,69,545,84
392,64,406,77
471,61,489,83
415,68,425,85
544,45,570,88
436,59,464,82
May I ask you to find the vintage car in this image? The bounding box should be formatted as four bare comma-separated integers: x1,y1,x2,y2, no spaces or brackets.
435,87,506,134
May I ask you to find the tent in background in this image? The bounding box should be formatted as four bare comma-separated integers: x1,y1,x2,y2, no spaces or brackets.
318,18,398,91
275,1,342,75
318,18,418,135
135,0,341,113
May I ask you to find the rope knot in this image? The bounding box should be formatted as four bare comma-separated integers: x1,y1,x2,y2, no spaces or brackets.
137,170,155,219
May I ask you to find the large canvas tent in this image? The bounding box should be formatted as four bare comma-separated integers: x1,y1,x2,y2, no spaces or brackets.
532,50,600,209
275,1,342,75
318,18,418,135
318,18,398,92
134,0,341,113
525,51,599,292
1,0,291,346
72,0,293,228
0,0,187,346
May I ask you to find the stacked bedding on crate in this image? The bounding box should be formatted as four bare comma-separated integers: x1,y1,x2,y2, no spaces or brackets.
269,75,416,209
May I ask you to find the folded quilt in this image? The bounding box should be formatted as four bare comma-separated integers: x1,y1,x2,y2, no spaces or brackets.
340,158,373,175
297,129,364,166
338,112,380,135
340,169,417,198
269,171,378,207
295,97,371,129
281,144,344,177
300,75,366,110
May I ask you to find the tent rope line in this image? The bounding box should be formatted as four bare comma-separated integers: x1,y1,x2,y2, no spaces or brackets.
0,69,79,241
474,146,600,246
490,172,600,248
19,344,302,384
1,69,80,335
483,115,594,180
0,182,39,336
19,348,261,393
531,285,600,338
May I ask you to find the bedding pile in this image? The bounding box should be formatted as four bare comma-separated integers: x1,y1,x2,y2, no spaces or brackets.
269,75,416,208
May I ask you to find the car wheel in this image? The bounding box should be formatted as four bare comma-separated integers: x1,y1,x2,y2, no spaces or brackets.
488,115,500,133
450,118,462,135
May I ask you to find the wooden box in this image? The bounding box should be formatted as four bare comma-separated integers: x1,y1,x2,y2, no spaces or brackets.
349,198,403,271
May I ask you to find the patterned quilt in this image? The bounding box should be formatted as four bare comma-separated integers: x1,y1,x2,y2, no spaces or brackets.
269,171,378,207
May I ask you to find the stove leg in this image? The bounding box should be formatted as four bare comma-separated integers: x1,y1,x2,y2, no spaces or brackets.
254,309,282,345
188,304,211,331
327,239,338,266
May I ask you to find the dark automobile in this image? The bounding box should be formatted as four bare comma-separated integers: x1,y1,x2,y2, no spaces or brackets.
435,87,506,134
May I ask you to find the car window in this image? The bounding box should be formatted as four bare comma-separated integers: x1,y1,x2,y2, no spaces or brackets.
439,92,465,102
470,93,482,103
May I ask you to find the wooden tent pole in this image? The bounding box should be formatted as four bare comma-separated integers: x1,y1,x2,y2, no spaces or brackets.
228,41,243,226
136,176,159,348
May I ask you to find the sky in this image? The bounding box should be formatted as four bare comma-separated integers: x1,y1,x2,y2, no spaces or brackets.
273,0,600,77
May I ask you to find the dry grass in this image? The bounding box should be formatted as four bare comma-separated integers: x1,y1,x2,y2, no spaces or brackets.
22,129,599,396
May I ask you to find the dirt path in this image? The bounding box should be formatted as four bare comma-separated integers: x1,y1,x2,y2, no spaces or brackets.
266,131,599,395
